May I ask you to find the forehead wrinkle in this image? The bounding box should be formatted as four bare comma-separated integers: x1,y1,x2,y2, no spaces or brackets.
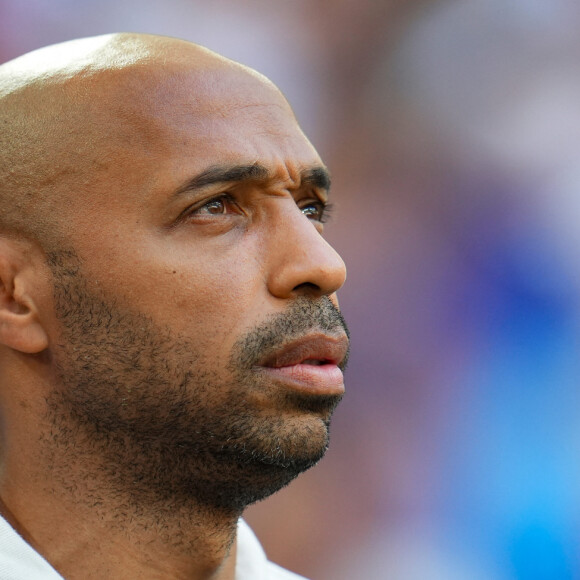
262,163,331,197
173,162,330,200
273,164,331,197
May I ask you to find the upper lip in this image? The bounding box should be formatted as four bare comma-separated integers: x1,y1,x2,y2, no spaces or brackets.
258,333,349,368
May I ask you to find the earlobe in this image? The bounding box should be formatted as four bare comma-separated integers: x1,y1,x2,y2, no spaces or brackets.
0,245,49,354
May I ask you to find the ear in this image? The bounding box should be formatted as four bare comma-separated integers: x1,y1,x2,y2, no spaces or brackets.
0,239,49,354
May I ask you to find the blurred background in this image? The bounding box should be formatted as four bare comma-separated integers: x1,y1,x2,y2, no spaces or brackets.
3,1,580,578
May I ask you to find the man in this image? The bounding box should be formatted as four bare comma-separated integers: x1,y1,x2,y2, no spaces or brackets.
0,33,349,579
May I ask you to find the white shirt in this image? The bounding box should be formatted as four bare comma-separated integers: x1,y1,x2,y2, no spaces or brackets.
0,515,307,580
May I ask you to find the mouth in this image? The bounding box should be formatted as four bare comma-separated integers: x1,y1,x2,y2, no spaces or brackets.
256,334,349,395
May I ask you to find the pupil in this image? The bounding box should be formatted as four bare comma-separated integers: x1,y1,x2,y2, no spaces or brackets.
208,200,225,214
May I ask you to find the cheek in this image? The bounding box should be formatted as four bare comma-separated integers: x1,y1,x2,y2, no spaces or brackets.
71,223,269,355
132,247,266,349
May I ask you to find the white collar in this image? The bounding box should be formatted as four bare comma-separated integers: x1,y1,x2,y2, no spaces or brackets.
0,515,306,579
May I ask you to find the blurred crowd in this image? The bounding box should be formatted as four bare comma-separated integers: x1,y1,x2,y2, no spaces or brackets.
2,1,580,578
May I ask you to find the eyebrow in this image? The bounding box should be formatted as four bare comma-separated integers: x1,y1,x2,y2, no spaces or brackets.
173,162,331,197
301,166,331,192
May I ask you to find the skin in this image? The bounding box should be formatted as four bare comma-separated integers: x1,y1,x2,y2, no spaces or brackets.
0,33,347,579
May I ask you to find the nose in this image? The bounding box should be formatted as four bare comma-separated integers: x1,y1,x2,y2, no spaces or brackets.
266,203,347,299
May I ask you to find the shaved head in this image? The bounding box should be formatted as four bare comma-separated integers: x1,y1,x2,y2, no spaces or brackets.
0,33,347,578
0,33,285,249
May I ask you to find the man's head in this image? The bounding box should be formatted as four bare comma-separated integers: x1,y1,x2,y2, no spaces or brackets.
0,33,348,516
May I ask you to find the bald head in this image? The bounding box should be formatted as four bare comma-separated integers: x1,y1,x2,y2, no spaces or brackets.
0,33,290,249
0,36,347,576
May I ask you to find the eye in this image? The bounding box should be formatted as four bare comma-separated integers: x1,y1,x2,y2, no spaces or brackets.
198,198,227,215
300,201,333,223
188,194,240,217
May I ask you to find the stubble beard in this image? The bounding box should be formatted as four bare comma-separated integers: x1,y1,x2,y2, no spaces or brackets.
43,252,349,518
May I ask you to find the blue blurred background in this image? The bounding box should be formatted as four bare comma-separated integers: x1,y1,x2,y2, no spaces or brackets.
3,1,580,578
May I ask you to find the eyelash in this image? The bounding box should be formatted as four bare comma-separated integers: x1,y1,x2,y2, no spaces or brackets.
182,195,333,223
182,194,239,219
300,201,334,224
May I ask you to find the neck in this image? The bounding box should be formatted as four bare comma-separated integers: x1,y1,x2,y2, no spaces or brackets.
0,444,243,580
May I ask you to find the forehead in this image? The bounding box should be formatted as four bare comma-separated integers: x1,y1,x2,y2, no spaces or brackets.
0,37,325,252
83,60,320,187
8,48,323,226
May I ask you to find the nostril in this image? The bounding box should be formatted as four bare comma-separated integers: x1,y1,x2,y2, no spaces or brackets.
292,282,321,294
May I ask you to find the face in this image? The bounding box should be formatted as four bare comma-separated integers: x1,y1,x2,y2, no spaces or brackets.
40,54,348,512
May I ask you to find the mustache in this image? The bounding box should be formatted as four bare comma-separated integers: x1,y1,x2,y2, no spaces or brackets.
231,297,350,371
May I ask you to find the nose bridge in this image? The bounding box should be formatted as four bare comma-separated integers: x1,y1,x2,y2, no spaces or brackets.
267,202,346,299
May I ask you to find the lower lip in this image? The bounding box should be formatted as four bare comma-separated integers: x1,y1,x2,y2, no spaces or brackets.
258,363,345,395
